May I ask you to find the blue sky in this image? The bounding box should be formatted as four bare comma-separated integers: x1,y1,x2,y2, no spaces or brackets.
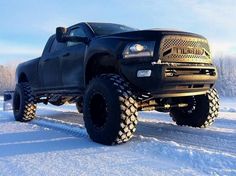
0,0,236,64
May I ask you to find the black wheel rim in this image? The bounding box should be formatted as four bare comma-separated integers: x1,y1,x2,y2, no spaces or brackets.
89,93,107,128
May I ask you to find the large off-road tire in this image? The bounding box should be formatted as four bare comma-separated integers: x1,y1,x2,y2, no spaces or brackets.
83,74,138,145
170,88,219,128
13,83,37,122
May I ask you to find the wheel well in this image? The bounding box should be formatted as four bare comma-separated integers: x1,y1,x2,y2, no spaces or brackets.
85,54,119,84
18,73,28,83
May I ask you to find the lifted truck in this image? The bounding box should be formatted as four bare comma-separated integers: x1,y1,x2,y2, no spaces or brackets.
13,22,219,145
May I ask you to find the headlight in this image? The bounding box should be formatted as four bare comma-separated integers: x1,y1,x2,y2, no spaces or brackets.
122,41,155,58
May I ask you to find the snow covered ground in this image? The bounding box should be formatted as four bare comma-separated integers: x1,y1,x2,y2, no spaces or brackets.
0,97,235,176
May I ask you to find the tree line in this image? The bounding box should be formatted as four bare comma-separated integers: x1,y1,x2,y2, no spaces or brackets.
0,64,15,95
0,57,236,96
214,57,236,97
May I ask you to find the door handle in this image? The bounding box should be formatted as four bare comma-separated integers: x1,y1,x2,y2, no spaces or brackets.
62,53,70,57
43,57,57,62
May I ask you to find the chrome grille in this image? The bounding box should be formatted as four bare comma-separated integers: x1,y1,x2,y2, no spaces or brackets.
159,35,211,63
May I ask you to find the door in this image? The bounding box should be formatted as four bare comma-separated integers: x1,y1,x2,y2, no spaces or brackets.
61,27,87,89
39,37,65,89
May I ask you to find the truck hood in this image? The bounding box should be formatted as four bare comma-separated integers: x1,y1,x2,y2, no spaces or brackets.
100,29,206,41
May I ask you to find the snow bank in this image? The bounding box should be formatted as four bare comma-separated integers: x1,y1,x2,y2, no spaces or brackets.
219,97,236,112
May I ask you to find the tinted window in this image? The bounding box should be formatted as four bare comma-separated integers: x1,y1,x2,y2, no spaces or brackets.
67,28,86,47
88,23,137,36
50,38,65,53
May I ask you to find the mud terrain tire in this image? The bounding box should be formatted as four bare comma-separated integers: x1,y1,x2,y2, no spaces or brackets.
170,88,219,128
13,83,37,122
83,74,138,145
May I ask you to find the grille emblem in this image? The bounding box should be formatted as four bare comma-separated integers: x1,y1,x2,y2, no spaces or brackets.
172,47,205,55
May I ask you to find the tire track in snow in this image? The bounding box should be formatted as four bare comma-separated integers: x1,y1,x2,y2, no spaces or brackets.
35,110,236,157
31,116,88,138
136,120,236,156
130,136,236,175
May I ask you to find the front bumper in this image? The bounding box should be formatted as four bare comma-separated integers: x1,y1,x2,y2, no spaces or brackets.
120,61,217,98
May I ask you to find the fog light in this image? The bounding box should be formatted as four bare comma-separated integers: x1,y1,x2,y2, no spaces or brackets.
137,70,152,77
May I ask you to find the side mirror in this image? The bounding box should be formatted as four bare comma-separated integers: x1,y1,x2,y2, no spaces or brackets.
56,26,90,44
56,27,67,42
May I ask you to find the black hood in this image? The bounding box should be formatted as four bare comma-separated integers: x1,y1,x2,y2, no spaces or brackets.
101,29,205,41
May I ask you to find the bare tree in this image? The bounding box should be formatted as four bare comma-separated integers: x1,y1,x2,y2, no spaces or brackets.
214,56,236,97
0,61,19,95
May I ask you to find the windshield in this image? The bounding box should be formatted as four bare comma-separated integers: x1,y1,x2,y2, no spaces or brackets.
88,23,137,36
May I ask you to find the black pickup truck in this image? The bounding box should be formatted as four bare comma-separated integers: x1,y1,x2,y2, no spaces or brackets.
13,22,219,145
